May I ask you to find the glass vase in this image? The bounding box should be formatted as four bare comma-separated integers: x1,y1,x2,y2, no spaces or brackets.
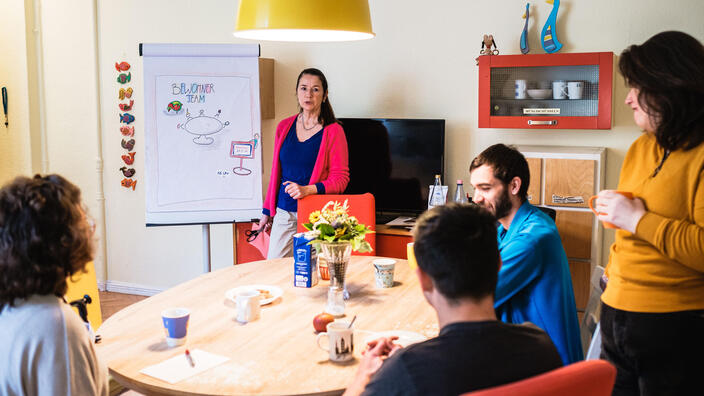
321,241,352,316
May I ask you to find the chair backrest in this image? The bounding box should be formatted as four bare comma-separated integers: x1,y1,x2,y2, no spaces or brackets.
461,360,616,396
65,261,102,329
537,206,557,221
297,193,376,256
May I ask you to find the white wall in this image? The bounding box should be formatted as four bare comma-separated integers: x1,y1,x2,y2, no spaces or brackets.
0,0,32,184
8,0,704,291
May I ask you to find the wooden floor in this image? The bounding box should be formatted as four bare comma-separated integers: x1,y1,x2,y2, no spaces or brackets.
99,291,148,322
99,291,148,396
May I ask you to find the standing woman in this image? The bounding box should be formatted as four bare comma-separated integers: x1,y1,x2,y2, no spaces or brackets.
256,68,349,258
594,31,704,395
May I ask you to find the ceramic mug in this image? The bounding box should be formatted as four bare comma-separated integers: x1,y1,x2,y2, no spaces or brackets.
316,321,354,362
373,258,396,288
567,81,583,99
162,308,190,347
515,79,527,99
552,80,567,99
235,290,261,323
588,191,634,229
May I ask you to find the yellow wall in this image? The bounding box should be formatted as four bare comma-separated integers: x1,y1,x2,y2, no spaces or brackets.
6,0,704,291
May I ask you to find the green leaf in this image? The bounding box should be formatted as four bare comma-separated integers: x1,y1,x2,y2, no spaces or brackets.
303,223,313,231
318,223,335,236
357,241,373,253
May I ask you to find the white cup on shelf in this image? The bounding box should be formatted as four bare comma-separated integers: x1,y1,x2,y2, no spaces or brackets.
552,80,567,99
567,81,583,99
515,79,527,99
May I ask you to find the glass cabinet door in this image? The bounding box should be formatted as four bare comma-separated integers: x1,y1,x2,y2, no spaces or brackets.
478,52,613,129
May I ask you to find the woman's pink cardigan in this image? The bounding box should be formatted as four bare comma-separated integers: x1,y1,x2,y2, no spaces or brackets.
263,115,350,217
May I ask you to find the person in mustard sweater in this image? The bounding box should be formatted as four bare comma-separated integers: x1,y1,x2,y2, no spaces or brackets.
593,31,704,395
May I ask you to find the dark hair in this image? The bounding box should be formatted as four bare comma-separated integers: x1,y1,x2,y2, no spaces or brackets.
296,68,338,127
619,31,704,151
413,203,500,302
0,174,94,307
469,144,530,201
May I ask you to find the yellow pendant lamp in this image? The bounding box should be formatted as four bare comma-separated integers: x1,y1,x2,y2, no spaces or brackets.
234,0,375,42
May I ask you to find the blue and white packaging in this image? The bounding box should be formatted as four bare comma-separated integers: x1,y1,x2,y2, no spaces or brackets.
293,232,319,288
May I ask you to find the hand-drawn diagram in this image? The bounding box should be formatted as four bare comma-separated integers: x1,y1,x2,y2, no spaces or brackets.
177,109,230,145
230,138,256,175
164,100,184,116
143,43,263,224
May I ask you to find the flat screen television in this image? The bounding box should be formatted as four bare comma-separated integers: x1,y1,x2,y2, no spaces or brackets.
339,118,445,218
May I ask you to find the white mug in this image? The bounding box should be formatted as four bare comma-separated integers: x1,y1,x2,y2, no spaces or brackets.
235,290,261,323
552,80,567,99
567,81,583,99
316,321,354,362
515,79,527,99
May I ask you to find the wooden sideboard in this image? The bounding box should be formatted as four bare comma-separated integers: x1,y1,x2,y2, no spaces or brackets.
233,223,412,264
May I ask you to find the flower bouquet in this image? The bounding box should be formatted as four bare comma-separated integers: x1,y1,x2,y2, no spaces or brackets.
302,200,374,253
303,200,374,315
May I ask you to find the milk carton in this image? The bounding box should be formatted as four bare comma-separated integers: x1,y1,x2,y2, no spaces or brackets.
293,232,319,287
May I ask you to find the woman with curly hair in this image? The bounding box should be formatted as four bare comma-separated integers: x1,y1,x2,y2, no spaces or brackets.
594,31,704,395
0,174,108,395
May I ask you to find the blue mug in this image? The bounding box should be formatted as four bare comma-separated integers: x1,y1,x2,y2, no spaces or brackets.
162,308,190,347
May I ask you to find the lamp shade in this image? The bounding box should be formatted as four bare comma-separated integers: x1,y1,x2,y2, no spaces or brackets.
234,0,374,42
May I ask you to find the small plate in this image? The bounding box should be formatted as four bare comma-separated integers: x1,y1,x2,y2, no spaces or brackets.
363,330,427,348
225,284,283,305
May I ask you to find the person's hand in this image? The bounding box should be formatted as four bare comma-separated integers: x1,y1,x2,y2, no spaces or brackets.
254,214,271,232
343,337,401,396
595,190,646,233
283,181,316,200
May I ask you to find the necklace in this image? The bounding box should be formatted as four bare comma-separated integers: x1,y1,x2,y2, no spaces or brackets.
299,114,319,131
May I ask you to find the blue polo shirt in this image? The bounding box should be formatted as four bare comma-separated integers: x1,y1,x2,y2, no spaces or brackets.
495,201,583,365
275,122,324,213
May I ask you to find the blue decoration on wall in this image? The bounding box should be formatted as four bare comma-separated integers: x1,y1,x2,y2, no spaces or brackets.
520,3,530,54
541,0,563,53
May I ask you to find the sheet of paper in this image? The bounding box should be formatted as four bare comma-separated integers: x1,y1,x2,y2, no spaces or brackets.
384,216,416,227
139,349,230,384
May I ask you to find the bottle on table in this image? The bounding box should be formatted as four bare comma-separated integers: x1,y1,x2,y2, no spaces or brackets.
428,174,446,209
454,180,469,204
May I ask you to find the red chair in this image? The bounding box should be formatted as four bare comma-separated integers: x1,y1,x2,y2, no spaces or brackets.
462,360,616,396
297,193,376,256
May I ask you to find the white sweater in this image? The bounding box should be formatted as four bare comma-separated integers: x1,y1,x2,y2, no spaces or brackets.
0,294,109,396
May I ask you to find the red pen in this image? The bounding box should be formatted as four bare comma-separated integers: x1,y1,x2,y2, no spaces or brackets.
185,349,195,367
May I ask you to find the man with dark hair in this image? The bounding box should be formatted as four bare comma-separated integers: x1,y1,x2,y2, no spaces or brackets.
469,144,583,365
344,204,562,396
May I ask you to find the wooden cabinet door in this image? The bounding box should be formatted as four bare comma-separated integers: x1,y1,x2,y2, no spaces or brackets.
545,159,595,208
555,210,593,260
526,157,542,205
569,259,591,311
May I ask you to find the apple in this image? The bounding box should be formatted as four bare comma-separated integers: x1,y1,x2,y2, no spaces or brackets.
313,313,335,333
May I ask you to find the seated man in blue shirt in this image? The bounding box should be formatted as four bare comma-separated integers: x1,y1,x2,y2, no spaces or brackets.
344,204,562,396
469,143,583,364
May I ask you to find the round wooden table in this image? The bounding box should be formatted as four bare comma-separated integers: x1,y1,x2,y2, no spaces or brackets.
96,257,438,395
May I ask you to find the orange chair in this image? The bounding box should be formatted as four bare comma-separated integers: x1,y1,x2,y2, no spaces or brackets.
297,193,376,256
462,360,616,396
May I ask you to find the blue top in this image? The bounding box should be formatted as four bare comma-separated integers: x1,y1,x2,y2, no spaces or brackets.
495,201,583,365
273,121,324,214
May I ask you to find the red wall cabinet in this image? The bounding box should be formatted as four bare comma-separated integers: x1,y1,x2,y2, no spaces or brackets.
478,52,613,129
